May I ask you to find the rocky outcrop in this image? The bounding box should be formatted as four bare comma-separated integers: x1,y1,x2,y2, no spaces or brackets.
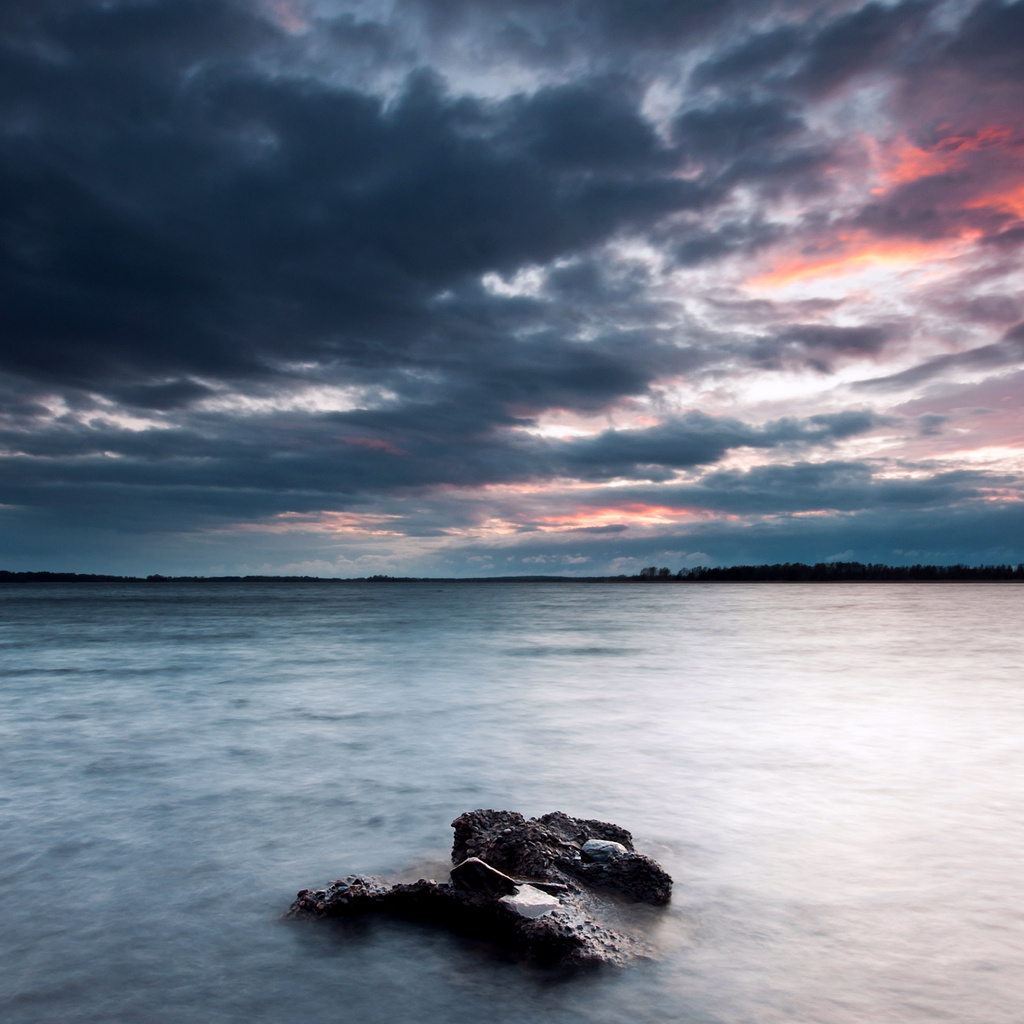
286,810,672,967
451,809,673,906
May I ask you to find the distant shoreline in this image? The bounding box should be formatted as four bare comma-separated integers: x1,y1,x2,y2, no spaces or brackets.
3,563,1023,584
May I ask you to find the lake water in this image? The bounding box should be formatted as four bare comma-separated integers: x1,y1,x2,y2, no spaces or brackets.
2,582,1023,1023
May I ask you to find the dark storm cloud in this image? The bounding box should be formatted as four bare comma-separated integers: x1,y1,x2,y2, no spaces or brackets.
674,97,806,159
590,0,747,45
0,399,886,535
855,323,1024,391
553,409,881,481
692,0,936,95
405,0,749,54
670,94,834,194
465,340,654,412
441,457,1022,571
690,25,804,87
784,0,935,95
945,0,1024,80
0,1,718,413
0,161,240,386
670,218,785,267
108,379,219,411
326,12,404,62
0,0,938,415
751,324,891,372
406,0,876,67
503,81,663,170
676,460,988,515
548,460,1003,529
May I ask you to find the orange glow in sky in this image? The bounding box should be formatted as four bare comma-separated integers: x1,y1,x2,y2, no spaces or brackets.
965,183,1024,220
747,125,1020,290
747,232,975,288
538,503,700,529
874,136,958,189
872,125,1017,190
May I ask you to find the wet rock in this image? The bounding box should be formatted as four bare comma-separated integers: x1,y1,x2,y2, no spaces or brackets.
286,809,673,967
450,856,518,896
451,809,673,905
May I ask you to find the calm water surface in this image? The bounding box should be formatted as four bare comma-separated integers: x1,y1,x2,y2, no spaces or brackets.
2,582,1022,1023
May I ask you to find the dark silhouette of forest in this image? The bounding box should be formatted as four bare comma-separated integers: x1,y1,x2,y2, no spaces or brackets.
2,562,1023,583
633,562,1024,582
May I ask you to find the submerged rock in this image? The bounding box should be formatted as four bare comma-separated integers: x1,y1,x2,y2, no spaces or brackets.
286,810,673,967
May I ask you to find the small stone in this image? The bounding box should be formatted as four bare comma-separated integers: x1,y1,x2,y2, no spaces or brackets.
581,839,628,862
499,884,561,919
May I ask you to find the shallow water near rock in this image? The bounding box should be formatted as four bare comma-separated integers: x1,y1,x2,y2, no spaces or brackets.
2,581,1023,1023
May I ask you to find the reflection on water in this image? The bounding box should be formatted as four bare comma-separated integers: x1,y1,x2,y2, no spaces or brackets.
2,582,1023,1023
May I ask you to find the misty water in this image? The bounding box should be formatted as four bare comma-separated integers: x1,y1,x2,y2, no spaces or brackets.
2,582,1023,1023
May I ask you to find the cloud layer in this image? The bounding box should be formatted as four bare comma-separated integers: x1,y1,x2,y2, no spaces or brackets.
2,0,1023,574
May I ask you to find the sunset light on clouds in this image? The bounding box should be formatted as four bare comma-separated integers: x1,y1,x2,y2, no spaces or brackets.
1,0,1023,575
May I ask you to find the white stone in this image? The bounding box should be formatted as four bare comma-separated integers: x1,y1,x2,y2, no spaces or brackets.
581,839,628,862
499,884,561,919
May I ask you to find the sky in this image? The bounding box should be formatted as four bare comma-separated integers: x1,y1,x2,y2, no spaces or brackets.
1,0,1023,576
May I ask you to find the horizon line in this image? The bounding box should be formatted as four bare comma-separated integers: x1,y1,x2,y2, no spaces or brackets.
3,562,1023,584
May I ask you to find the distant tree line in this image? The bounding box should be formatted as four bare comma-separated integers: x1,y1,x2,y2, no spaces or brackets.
0,571,331,583
2,563,1024,584
631,561,1024,582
